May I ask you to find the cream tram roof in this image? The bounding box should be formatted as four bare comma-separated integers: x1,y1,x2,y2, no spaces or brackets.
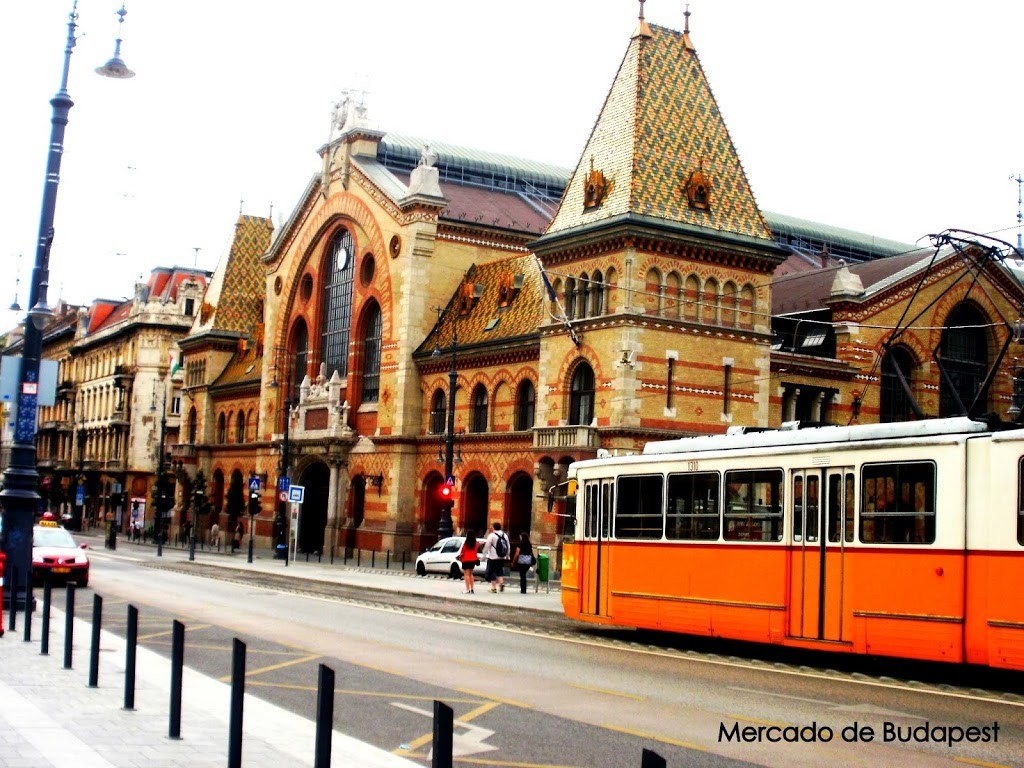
640,418,995,457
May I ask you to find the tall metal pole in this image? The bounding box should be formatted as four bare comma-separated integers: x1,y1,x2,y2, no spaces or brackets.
155,414,166,557
275,398,290,561
2,4,81,610
439,327,457,540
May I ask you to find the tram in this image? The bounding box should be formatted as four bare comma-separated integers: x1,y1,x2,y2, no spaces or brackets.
560,417,1024,669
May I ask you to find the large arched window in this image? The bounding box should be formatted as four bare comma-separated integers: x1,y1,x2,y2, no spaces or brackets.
430,389,446,434
360,302,382,403
515,379,536,431
217,413,227,443
939,303,988,417
292,319,309,392
235,411,246,443
320,229,355,379
471,384,488,433
187,406,197,443
880,346,916,423
569,362,595,426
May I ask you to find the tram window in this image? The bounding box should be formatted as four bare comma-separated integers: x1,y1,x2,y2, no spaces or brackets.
615,475,664,539
585,482,599,538
860,462,935,544
666,471,720,540
792,474,819,542
724,469,784,541
827,473,855,543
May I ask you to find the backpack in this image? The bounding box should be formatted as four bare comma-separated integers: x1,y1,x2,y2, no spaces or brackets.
495,532,509,559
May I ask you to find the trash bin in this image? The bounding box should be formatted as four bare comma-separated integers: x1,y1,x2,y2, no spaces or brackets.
536,552,550,583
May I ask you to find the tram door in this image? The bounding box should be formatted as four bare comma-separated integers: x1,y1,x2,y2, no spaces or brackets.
788,468,853,642
579,479,612,617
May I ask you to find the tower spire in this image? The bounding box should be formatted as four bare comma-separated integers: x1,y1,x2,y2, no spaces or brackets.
633,0,653,38
682,3,695,50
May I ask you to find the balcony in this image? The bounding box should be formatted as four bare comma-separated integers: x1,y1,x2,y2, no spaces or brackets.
169,443,197,460
533,424,600,451
109,409,129,427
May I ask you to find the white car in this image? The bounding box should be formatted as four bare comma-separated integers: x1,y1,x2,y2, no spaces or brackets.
415,536,485,579
32,517,90,587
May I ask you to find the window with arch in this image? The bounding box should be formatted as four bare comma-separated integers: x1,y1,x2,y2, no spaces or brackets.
684,275,701,321
939,303,988,417
579,273,591,319
217,412,227,443
880,346,916,423
569,362,595,426
590,270,605,317
644,268,662,315
288,319,310,394
430,389,447,434
515,379,536,431
187,406,197,443
564,278,577,320
471,384,489,433
721,281,739,327
739,284,756,329
235,410,246,443
360,301,382,403
320,229,355,379
703,277,720,325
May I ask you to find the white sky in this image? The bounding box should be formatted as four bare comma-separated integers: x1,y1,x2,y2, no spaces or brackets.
2,1,1022,333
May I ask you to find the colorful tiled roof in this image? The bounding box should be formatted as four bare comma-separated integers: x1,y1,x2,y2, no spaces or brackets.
415,253,544,358
546,24,772,243
203,215,273,338
211,342,263,389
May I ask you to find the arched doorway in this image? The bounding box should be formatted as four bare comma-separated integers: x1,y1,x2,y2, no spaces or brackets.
505,473,534,538
461,474,489,537
298,462,330,554
422,473,444,540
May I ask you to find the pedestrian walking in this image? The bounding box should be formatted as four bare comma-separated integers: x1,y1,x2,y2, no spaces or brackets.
458,530,479,594
511,531,535,594
232,519,244,552
483,521,509,593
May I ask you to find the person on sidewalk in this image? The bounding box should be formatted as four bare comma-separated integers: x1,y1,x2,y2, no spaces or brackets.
458,530,479,593
210,521,220,550
511,531,535,594
483,521,509,592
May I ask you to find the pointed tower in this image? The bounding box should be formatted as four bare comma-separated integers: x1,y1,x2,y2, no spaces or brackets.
531,9,785,445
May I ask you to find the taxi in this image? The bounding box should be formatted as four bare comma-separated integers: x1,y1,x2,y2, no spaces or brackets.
32,513,90,587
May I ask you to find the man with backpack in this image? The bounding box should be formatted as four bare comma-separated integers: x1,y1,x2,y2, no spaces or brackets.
484,521,510,593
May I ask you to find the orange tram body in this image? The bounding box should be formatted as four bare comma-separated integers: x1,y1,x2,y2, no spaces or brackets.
560,417,1024,670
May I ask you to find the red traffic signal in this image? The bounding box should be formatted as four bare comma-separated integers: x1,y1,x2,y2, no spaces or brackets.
439,484,453,500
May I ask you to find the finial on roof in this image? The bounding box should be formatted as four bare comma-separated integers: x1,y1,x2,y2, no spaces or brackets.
682,3,695,50
239,197,244,216
633,0,653,38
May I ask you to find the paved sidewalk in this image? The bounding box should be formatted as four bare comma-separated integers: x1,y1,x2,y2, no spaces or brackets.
0,533,562,767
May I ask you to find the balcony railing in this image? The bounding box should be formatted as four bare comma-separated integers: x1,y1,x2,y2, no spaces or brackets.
532,424,600,450
170,443,197,459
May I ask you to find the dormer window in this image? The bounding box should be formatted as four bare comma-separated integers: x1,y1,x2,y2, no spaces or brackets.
685,160,712,211
184,298,195,316
459,282,484,314
583,156,609,210
497,273,524,307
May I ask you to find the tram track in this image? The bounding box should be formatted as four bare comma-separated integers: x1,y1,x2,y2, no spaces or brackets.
145,559,1024,707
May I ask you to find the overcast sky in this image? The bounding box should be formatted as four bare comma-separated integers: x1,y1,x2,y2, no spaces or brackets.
2,0,1021,333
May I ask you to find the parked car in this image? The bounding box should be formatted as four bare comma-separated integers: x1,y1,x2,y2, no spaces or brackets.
32,514,90,587
415,536,485,579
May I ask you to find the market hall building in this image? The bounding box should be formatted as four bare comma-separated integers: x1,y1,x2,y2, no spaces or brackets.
163,8,1024,564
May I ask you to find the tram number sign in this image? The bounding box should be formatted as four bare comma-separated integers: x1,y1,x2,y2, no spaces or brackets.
686,459,699,472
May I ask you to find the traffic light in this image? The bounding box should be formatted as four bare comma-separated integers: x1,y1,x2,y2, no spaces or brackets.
439,476,455,503
249,489,260,516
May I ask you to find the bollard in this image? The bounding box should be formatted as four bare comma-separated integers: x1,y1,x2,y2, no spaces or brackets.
88,594,103,687
228,638,246,768
432,700,454,768
386,550,391,570
641,748,666,768
314,664,335,768
169,620,184,739
124,605,138,710
356,548,362,567
40,581,52,656
22,569,33,643
371,549,376,568
342,548,348,565
402,551,406,571
7,564,16,632
64,582,76,669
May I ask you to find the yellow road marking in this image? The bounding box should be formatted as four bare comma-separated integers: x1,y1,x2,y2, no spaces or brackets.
725,712,788,728
138,624,211,641
454,688,530,709
600,723,707,752
216,653,320,683
568,682,644,701
955,759,1012,768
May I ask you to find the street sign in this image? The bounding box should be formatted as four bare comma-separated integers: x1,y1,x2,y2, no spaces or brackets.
278,476,291,492
445,474,456,486
279,491,288,502
248,476,261,492
288,484,305,504
75,485,84,506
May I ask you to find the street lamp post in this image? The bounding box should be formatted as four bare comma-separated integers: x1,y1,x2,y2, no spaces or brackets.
154,415,167,557
190,472,205,562
432,314,458,540
0,2,133,610
275,398,291,563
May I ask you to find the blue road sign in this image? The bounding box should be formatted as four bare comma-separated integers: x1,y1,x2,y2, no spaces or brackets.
248,476,261,492
288,485,305,504
278,476,291,492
